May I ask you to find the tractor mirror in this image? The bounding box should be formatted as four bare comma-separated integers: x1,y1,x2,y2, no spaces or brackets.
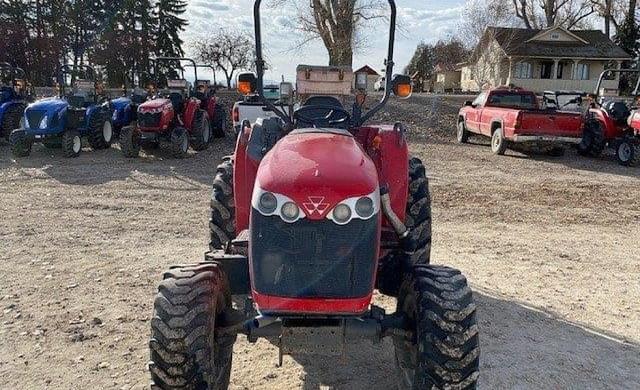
392,75,412,99
237,72,257,95
280,82,293,102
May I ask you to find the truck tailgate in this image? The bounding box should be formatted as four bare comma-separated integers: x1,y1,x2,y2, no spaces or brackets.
518,110,582,138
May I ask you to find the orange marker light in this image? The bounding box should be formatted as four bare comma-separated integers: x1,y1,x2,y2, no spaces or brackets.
238,81,253,95
394,83,412,99
372,135,383,150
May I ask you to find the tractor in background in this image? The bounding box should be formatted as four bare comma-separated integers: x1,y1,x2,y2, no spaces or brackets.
147,1,480,389
119,57,211,158
10,65,113,158
0,63,32,140
109,73,151,138
619,97,640,166
196,64,227,138
578,69,640,166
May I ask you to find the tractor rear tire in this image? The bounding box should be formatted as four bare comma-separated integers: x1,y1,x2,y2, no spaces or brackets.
578,120,605,157
88,113,113,150
491,127,507,155
457,120,469,143
394,264,480,390
171,128,190,159
62,129,82,158
212,103,226,138
209,158,235,251
10,129,32,157
190,110,211,151
149,263,236,390
1,103,25,139
120,125,141,158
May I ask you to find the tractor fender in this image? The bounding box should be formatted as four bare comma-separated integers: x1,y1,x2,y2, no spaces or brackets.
0,100,26,124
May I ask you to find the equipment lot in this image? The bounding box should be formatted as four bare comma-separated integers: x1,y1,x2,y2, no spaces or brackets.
0,94,638,389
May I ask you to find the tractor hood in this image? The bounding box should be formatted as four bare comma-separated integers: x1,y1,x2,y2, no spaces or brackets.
27,97,68,113
138,98,171,113
24,98,69,130
256,130,379,220
110,97,131,110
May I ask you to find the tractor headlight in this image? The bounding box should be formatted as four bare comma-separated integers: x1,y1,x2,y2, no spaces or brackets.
112,110,119,121
39,115,48,129
258,192,277,214
355,197,374,218
327,189,380,225
281,202,300,222
332,204,352,225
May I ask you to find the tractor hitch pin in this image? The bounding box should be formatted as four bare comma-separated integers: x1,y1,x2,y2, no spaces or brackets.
380,186,409,239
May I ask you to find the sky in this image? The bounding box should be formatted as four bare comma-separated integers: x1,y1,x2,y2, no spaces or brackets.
181,0,468,83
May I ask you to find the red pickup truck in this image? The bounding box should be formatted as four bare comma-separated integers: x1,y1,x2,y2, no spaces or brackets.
457,87,583,155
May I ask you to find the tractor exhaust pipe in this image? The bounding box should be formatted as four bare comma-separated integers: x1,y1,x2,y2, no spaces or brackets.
380,186,409,239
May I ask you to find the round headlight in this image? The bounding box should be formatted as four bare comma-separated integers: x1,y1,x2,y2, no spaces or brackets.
281,201,299,222
258,192,277,214
332,204,351,224
355,197,374,218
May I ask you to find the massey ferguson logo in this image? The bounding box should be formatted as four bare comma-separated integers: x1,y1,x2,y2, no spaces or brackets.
303,196,330,216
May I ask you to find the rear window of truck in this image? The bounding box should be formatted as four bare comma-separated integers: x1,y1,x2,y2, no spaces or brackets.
487,93,537,109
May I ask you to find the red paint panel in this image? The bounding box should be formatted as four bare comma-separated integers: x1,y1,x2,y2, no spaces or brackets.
252,291,373,315
182,98,201,131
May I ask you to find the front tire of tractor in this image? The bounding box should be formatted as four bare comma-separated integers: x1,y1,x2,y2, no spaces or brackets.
149,263,236,390
1,103,25,139
10,129,32,157
457,120,469,143
88,113,113,150
394,265,480,390
119,125,141,158
209,158,235,251
62,129,82,158
170,127,190,159
190,110,211,151
212,103,226,138
578,120,605,157
616,137,638,167
491,127,507,155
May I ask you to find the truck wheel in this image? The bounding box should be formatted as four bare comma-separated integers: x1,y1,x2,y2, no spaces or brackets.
1,103,25,139
62,129,82,158
578,120,605,157
394,265,479,390
149,263,236,390
88,113,113,150
10,129,32,157
212,103,226,138
170,127,189,158
406,157,432,265
491,127,507,155
457,120,469,143
616,138,638,166
209,158,236,251
120,126,141,158
190,110,211,151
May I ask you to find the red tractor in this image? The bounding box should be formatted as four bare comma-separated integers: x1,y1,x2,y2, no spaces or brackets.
119,57,211,158
147,1,479,389
196,64,227,139
578,69,640,166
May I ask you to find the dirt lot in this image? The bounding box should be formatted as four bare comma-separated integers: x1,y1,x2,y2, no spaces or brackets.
1,95,639,389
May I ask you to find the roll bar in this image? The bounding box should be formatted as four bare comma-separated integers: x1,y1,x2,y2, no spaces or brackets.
253,0,398,126
57,64,96,98
594,69,640,96
153,57,198,87
196,64,217,85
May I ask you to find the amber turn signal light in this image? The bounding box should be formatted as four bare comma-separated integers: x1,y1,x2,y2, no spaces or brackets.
392,74,413,99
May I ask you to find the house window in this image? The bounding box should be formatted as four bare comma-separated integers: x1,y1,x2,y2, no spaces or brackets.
557,62,564,79
550,33,560,40
437,74,445,83
540,61,554,79
514,62,532,79
576,63,590,80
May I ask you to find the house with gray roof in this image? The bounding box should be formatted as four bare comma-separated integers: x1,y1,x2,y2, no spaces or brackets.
460,26,632,93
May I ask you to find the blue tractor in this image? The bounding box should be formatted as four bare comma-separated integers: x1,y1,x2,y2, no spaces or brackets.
108,76,150,137
0,63,31,140
10,65,114,158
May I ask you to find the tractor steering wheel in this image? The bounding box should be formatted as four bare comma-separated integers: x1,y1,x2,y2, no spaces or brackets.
294,105,351,128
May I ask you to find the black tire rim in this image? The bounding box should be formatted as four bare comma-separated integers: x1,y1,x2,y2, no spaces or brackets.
618,142,632,163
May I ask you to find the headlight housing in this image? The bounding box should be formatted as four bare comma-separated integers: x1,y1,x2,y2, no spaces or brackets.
112,110,119,121
251,185,305,223
39,115,48,129
327,189,380,225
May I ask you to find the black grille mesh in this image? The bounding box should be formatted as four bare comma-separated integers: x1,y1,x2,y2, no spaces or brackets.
138,112,161,128
26,110,45,129
251,214,378,299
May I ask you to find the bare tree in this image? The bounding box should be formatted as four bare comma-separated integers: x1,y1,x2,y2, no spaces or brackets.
273,0,386,66
588,0,635,37
506,0,597,28
191,30,255,89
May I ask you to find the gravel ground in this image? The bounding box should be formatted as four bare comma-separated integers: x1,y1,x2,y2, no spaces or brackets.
0,94,639,389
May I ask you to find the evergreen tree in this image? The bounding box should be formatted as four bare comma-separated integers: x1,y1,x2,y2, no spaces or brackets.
155,0,187,79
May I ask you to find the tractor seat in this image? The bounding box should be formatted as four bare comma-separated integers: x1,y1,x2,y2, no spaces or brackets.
169,92,184,114
302,96,344,109
605,101,630,125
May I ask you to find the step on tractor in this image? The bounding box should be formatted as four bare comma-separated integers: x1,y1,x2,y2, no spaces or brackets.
147,1,480,389
578,69,640,166
119,57,211,158
10,65,114,158
0,63,32,140
196,64,227,138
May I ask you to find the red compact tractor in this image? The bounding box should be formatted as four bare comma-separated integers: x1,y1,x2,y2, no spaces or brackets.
147,1,479,389
119,57,211,158
578,69,640,166
196,64,227,138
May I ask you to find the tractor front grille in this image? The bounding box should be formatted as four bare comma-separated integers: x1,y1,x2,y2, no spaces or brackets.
138,112,162,128
26,110,45,129
250,213,378,299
